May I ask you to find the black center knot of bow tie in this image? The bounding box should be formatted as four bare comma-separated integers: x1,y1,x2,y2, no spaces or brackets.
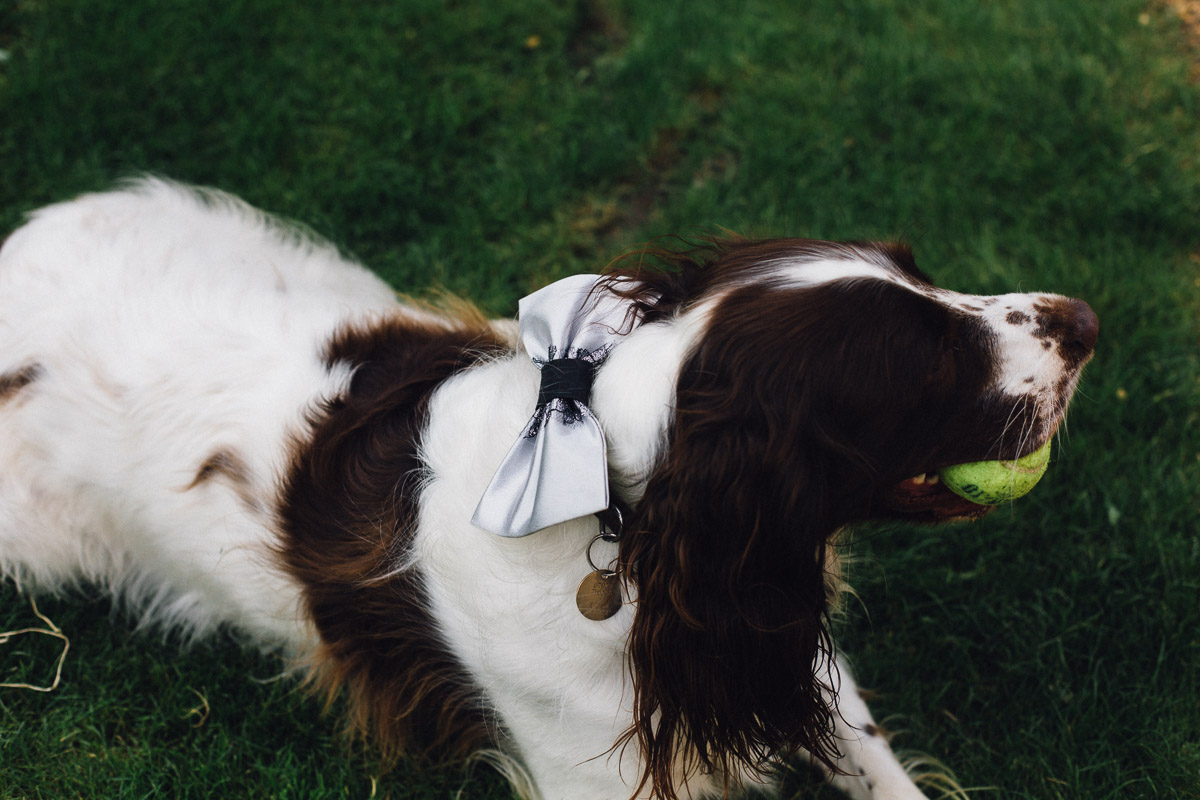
537,358,596,407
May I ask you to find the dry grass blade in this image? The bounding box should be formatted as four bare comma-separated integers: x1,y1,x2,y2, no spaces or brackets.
0,597,70,692
902,752,997,799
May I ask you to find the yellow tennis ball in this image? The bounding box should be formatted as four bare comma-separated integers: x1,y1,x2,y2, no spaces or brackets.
938,440,1052,505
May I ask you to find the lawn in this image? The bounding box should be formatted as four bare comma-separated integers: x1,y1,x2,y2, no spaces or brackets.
0,0,1198,798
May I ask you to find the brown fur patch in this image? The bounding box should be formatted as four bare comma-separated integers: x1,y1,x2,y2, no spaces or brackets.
0,363,42,404
184,449,263,514
275,313,508,765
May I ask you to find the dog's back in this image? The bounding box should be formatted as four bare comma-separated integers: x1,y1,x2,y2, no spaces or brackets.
0,179,398,645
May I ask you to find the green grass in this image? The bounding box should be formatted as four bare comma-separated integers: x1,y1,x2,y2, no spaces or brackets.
1,0,1198,798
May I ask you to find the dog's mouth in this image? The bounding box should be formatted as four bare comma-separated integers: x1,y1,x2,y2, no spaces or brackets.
881,435,1053,523
882,471,993,522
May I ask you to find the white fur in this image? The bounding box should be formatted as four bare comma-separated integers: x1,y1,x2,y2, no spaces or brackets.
0,180,394,644
0,181,1085,799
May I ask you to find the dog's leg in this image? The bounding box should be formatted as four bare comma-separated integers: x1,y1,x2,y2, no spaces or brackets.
815,655,932,800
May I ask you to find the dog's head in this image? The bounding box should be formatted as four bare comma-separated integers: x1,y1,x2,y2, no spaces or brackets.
596,237,1096,797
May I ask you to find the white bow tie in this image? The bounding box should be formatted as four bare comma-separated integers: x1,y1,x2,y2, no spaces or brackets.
471,274,647,537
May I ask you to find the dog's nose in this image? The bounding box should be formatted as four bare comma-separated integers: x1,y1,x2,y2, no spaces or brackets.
1042,297,1098,365
1063,298,1099,354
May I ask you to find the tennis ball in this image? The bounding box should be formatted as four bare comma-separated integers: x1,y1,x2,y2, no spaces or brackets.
938,440,1052,505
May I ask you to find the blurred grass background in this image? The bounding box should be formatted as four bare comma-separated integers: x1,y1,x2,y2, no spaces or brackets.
0,0,1197,798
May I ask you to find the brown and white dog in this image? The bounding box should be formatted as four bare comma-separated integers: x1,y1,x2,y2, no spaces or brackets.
0,180,1096,799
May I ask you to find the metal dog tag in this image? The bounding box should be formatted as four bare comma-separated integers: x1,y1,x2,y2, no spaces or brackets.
576,570,622,620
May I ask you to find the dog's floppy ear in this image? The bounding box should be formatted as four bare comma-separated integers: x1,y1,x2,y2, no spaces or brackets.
617,284,847,799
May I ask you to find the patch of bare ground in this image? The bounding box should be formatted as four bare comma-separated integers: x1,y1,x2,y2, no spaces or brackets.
1164,2,1200,306
565,90,737,257
1161,1,1200,79
567,0,628,73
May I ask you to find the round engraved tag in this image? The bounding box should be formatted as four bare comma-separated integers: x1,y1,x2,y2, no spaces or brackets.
576,570,622,621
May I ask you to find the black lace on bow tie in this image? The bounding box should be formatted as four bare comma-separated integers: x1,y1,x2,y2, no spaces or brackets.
526,344,610,435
